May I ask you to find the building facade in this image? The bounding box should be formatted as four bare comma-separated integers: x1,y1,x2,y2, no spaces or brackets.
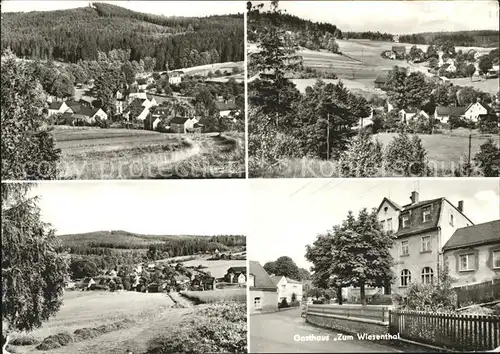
377,191,474,295
271,276,303,303
249,261,278,314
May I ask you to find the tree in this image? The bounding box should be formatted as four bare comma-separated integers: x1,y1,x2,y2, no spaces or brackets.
465,63,476,81
121,61,137,86
339,131,383,177
1,50,61,180
385,129,428,176
70,258,99,279
2,183,69,333
474,138,500,177
263,256,301,280
51,73,75,99
305,208,395,305
95,64,124,116
426,45,438,60
441,41,456,58
428,57,439,70
478,55,493,76
298,268,311,281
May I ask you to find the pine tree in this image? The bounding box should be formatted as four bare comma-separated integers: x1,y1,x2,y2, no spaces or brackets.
2,183,69,333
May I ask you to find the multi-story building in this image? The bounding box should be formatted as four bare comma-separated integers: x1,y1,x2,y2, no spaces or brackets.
377,191,474,295
270,275,303,303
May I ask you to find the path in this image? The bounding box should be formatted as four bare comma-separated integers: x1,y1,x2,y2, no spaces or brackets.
250,308,403,353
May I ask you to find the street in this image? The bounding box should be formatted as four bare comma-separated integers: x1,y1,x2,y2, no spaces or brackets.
250,308,402,353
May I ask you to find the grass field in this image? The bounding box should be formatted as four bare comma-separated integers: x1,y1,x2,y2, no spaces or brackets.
8,291,186,354
181,289,247,304
182,259,246,278
52,127,244,179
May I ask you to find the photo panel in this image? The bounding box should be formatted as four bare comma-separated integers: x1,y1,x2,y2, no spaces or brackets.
248,178,500,352
1,1,245,180
1,180,248,353
247,0,499,178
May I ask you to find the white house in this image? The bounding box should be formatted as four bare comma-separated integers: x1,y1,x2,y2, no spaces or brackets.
399,108,418,122
249,261,278,314
168,71,183,85
464,101,492,123
215,99,239,118
170,117,196,133
271,275,303,303
48,101,70,116
386,101,395,113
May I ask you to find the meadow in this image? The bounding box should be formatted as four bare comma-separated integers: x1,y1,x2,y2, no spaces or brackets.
7,291,184,354
52,127,244,179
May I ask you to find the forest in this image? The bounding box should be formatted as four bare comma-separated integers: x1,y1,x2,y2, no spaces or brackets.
1,2,244,70
399,30,499,47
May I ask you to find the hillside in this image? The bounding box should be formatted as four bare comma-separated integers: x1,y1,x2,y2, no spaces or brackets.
1,2,243,70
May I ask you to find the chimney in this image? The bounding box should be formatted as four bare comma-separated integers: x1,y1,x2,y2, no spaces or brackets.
476,97,481,103
458,200,464,212
410,191,419,205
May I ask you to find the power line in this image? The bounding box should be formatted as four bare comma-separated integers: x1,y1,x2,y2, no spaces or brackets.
310,180,334,196
289,180,313,198
355,181,386,200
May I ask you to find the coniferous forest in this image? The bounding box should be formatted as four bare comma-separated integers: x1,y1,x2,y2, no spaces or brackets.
1,2,244,70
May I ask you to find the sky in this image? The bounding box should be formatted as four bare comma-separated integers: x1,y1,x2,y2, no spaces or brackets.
1,1,244,16
248,178,500,270
29,180,248,236
260,1,499,34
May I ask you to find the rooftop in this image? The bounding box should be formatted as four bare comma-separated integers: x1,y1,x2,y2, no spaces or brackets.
443,220,500,251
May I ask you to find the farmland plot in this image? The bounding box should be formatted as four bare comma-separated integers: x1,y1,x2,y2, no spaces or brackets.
181,289,247,304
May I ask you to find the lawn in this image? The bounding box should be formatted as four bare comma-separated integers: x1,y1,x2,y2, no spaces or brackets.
181,289,247,304
182,259,246,278
7,291,184,354
52,127,244,179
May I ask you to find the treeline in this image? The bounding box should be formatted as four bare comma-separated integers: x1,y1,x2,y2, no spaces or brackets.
344,31,393,41
400,30,499,47
1,3,243,70
248,4,341,52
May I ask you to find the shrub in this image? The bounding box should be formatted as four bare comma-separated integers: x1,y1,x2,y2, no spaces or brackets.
147,302,246,353
278,298,289,309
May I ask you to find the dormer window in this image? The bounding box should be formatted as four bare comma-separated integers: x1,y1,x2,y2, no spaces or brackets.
402,215,410,228
422,208,431,223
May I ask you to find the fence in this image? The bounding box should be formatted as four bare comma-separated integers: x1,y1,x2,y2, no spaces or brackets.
389,310,500,351
307,304,390,323
455,280,500,308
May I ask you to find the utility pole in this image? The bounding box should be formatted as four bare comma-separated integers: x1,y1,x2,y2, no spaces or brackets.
467,133,472,176
326,113,330,160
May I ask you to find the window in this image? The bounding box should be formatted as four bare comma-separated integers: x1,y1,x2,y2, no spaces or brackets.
401,240,409,256
402,215,410,228
400,269,411,287
422,208,431,223
254,297,261,309
421,267,434,284
387,218,393,231
380,220,386,230
449,213,454,226
421,236,431,252
494,251,500,269
459,254,475,271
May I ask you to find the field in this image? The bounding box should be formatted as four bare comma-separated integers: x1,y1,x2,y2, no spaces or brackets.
250,40,498,97
52,127,244,179
182,259,246,278
181,289,247,304
173,61,244,77
7,291,188,354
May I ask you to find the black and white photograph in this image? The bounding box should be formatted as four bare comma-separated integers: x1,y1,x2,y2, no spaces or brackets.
1,1,245,180
248,178,500,352
247,0,500,178
1,180,247,353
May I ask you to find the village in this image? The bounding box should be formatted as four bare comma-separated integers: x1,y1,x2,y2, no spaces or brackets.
47,67,244,134
249,179,500,353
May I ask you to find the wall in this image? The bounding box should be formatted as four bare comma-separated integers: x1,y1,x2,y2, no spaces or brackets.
306,305,390,336
377,200,400,233
445,243,500,287
438,200,472,252
250,290,278,314
277,277,304,303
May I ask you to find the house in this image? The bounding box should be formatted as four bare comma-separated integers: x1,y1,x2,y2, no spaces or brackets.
174,274,190,285
48,101,70,116
115,89,128,114
224,267,247,285
445,62,456,73
377,191,474,295
271,275,303,303
170,117,196,133
168,71,183,85
71,106,108,125
144,115,162,130
398,108,418,122
386,100,395,113
464,100,493,123
249,261,278,314
136,78,148,91
434,106,466,123
392,46,406,59
374,76,388,89
353,109,374,130
443,220,500,287
215,98,239,118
